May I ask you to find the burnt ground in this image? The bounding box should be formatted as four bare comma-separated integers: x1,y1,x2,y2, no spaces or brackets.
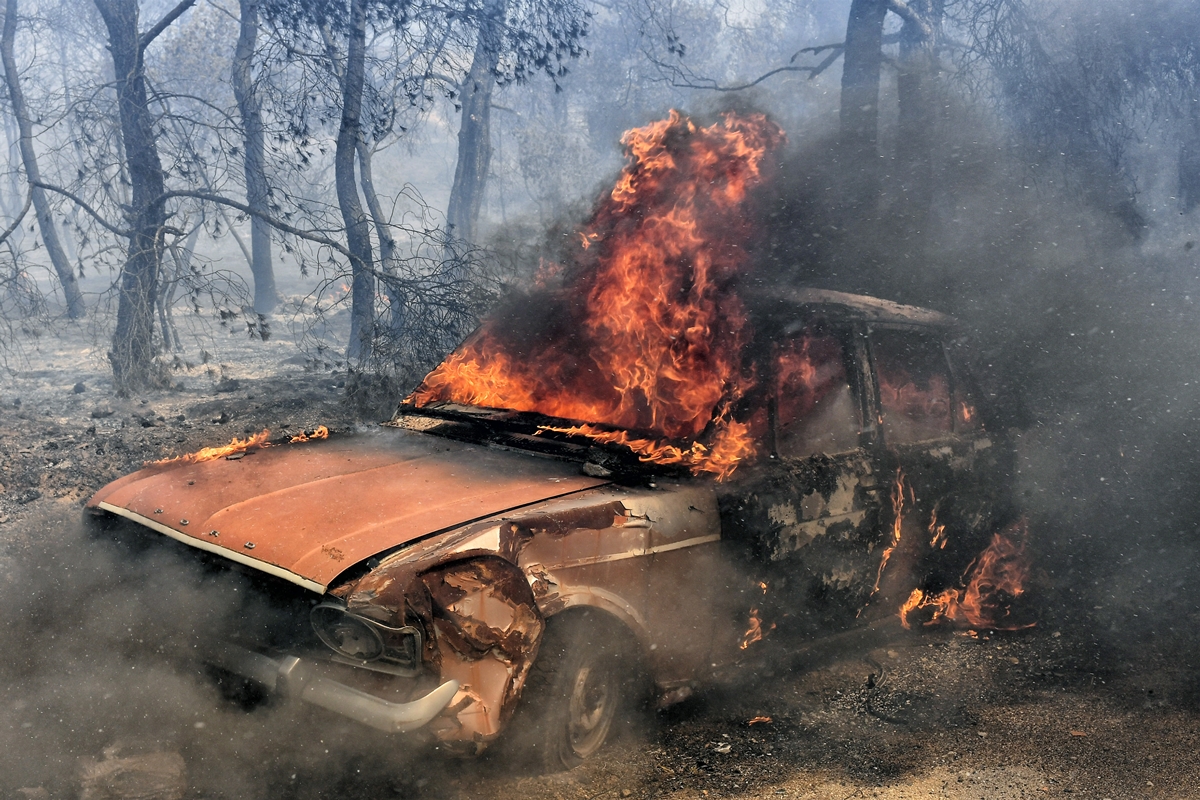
1,372,1199,800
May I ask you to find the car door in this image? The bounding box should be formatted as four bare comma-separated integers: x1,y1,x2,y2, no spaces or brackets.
865,325,1004,604
639,484,725,693
718,315,886,639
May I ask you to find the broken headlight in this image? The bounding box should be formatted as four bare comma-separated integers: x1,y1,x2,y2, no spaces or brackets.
310,603,422,676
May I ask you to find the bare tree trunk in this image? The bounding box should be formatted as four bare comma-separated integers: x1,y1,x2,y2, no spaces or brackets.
356,140,410,341
336,0,374,360
840,0,888,184
57,36,83,270
2,0,85,318
356,141,394,270
446,0,507,246
94,0,195,391
232,0,277,314
160,222,200,352
1,98,24,249
895,0,941,230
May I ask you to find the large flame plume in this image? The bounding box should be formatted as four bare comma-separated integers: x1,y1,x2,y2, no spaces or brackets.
899,519,1034,631
408,111,785,479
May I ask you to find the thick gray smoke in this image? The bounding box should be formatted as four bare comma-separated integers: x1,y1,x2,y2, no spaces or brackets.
0,506,436,798
750,102,1200,669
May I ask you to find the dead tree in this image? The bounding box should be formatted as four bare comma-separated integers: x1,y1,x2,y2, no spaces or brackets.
263,0,384,360
840,0,887,165
443,0,588,254
93,0,196,391
893,0,942,231
445,0,508,247
1,0,85,319
332,0,375,360
232,0,278,314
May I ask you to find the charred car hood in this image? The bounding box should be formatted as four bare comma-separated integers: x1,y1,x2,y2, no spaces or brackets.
86,429,608,592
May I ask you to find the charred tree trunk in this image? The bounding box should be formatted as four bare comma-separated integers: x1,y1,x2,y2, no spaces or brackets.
2,0,85,318
895,0,941,231
841,0,887,156
94,0,194,391
335,0,374,360
446,0,507,246
232,0,277,314
840,0,887,204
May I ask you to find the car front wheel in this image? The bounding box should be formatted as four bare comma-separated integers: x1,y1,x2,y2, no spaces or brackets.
505,609,633,771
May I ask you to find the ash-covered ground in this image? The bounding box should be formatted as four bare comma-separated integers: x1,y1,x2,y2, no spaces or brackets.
1,323,1199,800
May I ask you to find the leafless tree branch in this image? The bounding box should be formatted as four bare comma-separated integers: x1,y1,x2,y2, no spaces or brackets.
157,188,356,261
886,0,933,37
30,180,132,237
0,188,32,247
139,0,198,51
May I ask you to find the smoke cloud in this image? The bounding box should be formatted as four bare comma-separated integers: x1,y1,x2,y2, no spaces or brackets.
749,101,1200,669
0,506,439,798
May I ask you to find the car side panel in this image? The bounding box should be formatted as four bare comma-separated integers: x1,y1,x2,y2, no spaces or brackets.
640,486,725,688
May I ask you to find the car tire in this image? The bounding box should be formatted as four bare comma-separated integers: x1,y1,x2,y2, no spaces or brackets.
504,609,631,772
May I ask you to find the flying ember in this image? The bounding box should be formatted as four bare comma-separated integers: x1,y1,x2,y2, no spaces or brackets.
408,110,785,479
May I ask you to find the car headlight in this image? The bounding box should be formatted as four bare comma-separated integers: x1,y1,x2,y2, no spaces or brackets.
310,603,423,675
311,603,386,661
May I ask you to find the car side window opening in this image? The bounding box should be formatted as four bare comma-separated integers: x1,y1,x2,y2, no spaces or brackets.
772,328,862,458
870,328,952,443
945,344,983,433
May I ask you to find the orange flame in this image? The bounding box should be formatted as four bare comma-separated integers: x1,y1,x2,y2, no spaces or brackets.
408,111,785,479
153,430,270,465
151,425,331,465
747,716,772,725
538,418,757,481
900,520,1034,630
740,608,765,650
739,581,774,650
532,258,564,290
928,502,947,550
289,425,329,443
872,468,910,594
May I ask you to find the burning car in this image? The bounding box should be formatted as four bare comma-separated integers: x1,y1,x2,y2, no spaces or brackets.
84,112,1020,770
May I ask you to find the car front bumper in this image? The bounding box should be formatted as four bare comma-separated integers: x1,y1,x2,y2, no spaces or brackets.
208,645,460,734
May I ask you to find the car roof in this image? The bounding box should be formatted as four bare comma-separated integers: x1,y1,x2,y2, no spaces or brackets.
748,287,960,330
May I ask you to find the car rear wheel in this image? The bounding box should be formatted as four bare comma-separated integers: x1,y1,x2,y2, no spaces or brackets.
504,609,633,771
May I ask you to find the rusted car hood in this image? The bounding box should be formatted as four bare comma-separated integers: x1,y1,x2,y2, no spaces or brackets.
86,430,608,592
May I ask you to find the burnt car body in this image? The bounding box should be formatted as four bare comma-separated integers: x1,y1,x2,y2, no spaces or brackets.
86,289,1013,768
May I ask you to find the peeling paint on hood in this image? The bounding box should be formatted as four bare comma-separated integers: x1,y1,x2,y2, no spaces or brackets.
86,429,609,591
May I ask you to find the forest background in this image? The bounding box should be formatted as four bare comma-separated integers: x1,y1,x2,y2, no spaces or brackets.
2,0,1200,576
